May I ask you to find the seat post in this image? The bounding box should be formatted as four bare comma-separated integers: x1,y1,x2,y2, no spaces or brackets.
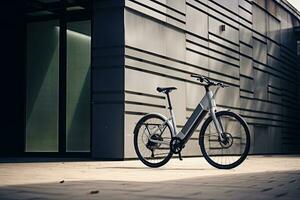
166,92,172,110
166,92,177,135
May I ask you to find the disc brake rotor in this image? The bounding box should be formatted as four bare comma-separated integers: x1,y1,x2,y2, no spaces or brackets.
219,133,233,149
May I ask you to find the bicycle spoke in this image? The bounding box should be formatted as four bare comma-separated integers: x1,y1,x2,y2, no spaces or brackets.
200,112,250,169
135,115,172,166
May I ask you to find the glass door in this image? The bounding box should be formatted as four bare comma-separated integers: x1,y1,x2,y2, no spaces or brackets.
26,20,60,152
66,20,91,152
25,0,91,155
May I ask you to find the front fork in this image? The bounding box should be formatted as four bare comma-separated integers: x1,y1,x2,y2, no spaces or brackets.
210,107,225,142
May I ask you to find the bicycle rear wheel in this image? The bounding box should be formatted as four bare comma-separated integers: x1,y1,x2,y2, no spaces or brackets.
134,114,173,168
199,111,250,169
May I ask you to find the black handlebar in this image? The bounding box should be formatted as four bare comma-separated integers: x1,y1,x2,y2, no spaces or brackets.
191,74,229,88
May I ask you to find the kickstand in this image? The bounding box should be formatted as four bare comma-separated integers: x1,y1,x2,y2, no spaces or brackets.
151,150,154,158
178,152,183,161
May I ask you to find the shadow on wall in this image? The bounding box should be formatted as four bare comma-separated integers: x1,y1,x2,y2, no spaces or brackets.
244,25,300,154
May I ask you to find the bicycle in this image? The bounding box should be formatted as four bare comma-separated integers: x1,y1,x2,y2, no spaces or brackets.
133,74,250,169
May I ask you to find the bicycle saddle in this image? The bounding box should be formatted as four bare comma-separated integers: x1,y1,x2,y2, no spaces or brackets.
156,87,177,93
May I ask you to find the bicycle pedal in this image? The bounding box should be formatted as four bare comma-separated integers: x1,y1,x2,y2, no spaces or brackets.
178,152,183,161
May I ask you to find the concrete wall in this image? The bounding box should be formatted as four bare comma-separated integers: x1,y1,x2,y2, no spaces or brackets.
92,0,125,159
122,0,300,158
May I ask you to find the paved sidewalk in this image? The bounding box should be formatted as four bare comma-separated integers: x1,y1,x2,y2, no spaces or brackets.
0,155,299,199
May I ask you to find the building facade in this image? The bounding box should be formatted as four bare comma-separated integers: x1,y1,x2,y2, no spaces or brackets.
1,0,300,159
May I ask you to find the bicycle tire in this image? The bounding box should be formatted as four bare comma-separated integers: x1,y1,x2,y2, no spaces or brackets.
199,111,250,169
134,114,173,168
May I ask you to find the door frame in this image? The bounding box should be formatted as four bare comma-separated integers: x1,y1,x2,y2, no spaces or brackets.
24,0,92,157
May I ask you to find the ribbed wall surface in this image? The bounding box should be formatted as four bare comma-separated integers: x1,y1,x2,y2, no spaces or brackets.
123,0,300,158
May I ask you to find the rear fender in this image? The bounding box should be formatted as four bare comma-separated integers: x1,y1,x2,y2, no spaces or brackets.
133,113,175,136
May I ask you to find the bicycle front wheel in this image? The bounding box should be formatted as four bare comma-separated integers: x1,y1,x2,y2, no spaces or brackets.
134,114,173,168
199,111,250,169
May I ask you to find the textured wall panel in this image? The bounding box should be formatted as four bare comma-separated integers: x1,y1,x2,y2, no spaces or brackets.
208,17,239,44
209,34,239,51
253,4,266,35
125,68,186,125
215,86,240,108
209,58,239,78
211,0,239,14
240,76,254,92
239,0,252,12
240,43,253,56
255,0,266,9
186,5,208,38
240,55,253,77
209,42,240,60
120,0,300,158
253,38,267,64
267,39,280,57
125,10,166,55
266,0,277,17
253,125,269,154
208,1,239,24
186,82,206,109
186,0,208,12
166,26,186,60
268,15,281,42
254,69,268,100
166,0,186,13
125,0,167,23
186,49,209,69
239,6,252,23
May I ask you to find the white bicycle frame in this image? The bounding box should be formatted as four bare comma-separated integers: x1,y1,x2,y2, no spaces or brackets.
147,87,225,145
